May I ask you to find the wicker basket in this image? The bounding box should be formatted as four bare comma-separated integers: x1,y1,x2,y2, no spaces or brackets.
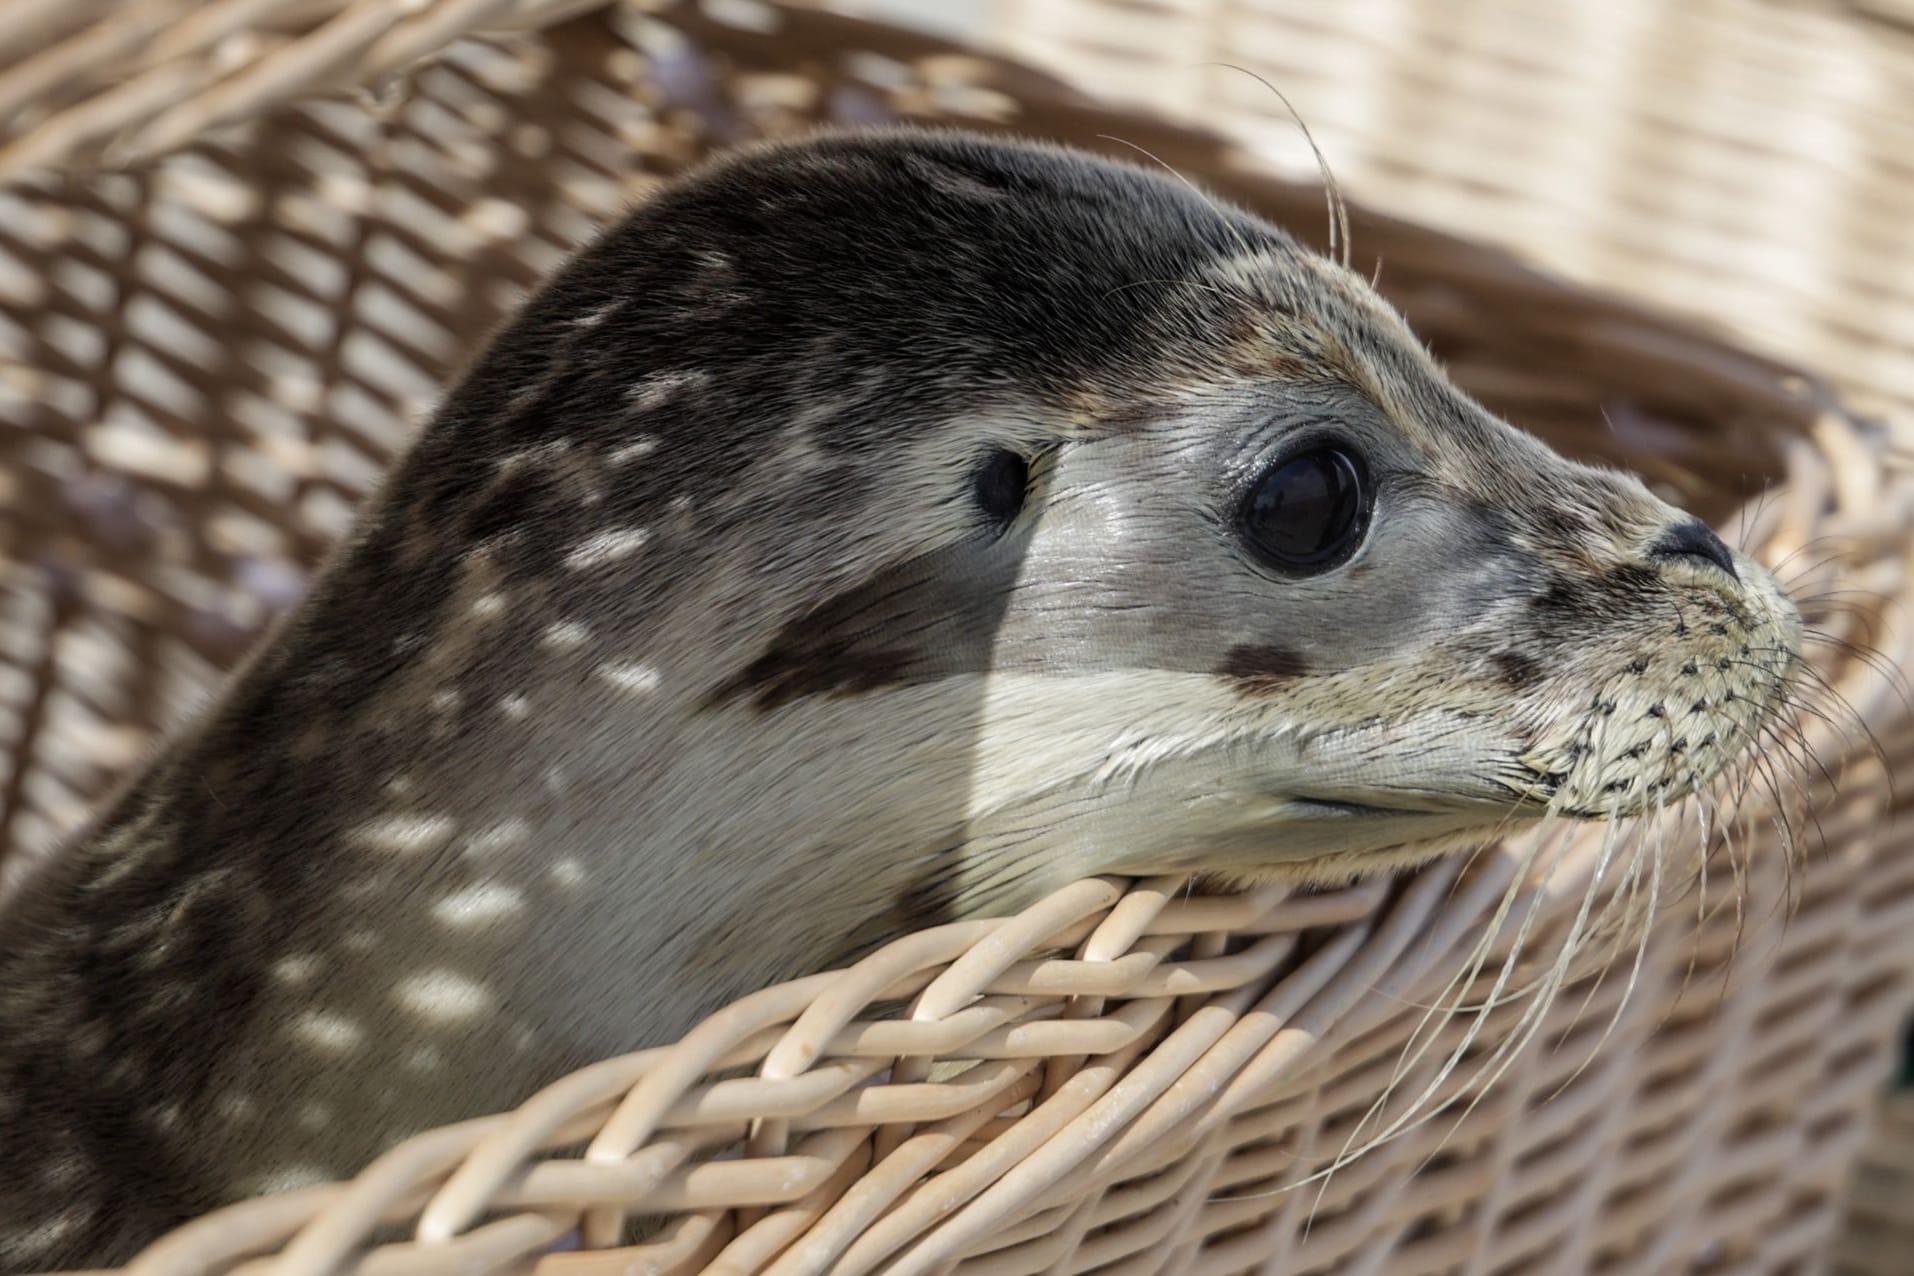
2,2,1911,1274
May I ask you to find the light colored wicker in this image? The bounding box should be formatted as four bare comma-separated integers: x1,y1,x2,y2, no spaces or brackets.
1,2,1910,1274
973,0,1914,425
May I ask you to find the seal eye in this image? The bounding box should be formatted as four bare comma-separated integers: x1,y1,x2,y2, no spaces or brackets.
973,449,1029,528
1239,447,1369,574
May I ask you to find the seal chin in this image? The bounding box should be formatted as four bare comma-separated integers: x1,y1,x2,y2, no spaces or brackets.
1278,793,1533,845
1272,766,1557,825
1180,787,1552,877
1199,817,1538,889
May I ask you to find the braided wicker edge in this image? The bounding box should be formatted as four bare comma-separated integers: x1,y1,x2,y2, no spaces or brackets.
2,2,1911,1274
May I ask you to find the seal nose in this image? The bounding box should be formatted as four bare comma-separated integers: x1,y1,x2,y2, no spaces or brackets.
1649,518,1739,582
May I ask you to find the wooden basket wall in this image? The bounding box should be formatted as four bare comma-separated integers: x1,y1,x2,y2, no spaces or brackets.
1,3,1911,1274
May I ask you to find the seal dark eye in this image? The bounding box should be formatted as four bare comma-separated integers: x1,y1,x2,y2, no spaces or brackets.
1239,446,1369,574
973,449,1029,528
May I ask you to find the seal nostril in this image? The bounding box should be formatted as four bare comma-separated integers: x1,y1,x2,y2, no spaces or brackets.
1650,518,1739,583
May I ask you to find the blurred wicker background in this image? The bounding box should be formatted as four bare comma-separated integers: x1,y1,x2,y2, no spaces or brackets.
965,0,1914,424
1,1,1911,1273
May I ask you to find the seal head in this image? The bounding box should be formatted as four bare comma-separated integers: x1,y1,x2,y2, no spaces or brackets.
0,129,1800,1267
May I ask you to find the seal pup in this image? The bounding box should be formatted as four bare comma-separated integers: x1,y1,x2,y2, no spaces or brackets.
0,128,1800,1268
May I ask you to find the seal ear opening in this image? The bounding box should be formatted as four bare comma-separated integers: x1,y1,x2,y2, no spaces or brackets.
973,449,1030,530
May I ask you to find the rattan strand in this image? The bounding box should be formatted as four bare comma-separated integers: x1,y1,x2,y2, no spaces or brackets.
2,2,1911,1274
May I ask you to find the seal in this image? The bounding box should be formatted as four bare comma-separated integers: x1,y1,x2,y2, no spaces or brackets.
0,128,1801,1268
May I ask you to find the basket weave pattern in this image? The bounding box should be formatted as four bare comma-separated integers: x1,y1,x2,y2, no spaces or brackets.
2,3,1912,1274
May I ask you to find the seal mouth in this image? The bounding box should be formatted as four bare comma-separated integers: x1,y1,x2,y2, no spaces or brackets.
1287,795,1430,820
1279,791,1556,842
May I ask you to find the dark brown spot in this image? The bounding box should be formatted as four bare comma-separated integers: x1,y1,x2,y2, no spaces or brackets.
892,863,961,931
1528,504,1597,544
835,842,966,963
1534,576,1583,616
704,532,1030,713
1531,565,1662,638
1489,651,1541,690
462,464,555,545
1606,564,1661,593
711,641,917,712
1216,644,1312,693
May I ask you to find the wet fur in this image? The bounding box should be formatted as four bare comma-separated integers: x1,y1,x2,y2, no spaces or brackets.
0,129,1799,1268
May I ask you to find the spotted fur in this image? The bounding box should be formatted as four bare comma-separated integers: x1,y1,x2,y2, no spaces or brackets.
0,129,1799,1268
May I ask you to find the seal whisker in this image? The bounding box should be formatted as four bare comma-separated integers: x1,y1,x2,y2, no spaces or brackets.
1667,778,1724,1017
1767,535,1860,577
1729,670,1842,797
1231,828,1549,1212
1728,485,1777,555
1778,648,1905,784
1553,785,1671,1101
1560,817,1653,1039
1447,820,1633,1112
1395,686,1669,1138
1786,588,1897,612
1091,134,1265,275
1718,759,1758,990
1205,63,1353,270
1799,627,1914,709
1307,820,1578,1186
1743,716,1823,898
1378,824,1615,1182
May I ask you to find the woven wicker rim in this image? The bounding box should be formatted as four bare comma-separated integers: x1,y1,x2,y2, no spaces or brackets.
4,3,1912,1275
